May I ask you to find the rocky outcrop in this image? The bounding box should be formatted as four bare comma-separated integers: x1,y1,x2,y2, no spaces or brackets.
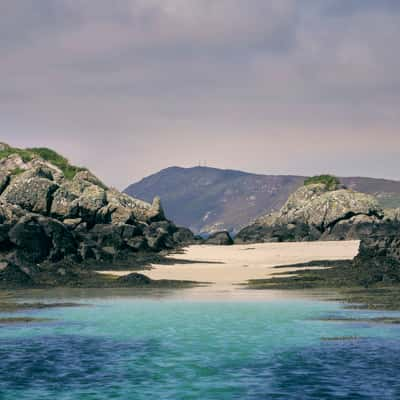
0,145,194,287
2,168,59,215
204,231,234,245
356,221,400,263
236,183,384,243
350,220,400,286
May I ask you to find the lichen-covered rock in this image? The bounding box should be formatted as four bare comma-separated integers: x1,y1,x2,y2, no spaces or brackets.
51,176,107,225
74,170,107,189
106,189,164,222
383,208,400,222
236,183,383,243
1,169,58,215
63,218,82,229
147,196,165,222
72,184,106,225
50,182,81,219
0,154,27,173
97,203,135,225
143,221,175,251
276,184,381,229
27,158,64,183
0,200,27,224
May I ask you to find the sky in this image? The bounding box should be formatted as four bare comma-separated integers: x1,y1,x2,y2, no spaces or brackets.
1,0,400,189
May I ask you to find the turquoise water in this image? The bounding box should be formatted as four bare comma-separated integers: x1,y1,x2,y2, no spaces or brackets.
1,290,400,399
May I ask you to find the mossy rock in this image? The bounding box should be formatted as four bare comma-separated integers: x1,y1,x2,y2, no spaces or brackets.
304,175,340,191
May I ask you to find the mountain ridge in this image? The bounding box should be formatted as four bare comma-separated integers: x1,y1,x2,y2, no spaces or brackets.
125,166,400,234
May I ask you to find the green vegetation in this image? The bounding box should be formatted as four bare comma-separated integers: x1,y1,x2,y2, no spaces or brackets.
0,147,34,163
10,167,24,176
304,174,340,190
0,144,85,180
27,147,85,180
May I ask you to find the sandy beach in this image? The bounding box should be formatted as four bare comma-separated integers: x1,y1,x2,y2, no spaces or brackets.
100,241,360,294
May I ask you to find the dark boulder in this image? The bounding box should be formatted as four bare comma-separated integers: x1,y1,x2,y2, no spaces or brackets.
125,236,147,252
0,171,10,194
8,216,51,263
143,221,176,251
37,216,77,262
235,222,320,244
116,272,152,285
0,262,34,287
173,227,196,245
356,221,400,262
88,224,125,250
0,224,11,247
204,231,234,245
320,215,380,241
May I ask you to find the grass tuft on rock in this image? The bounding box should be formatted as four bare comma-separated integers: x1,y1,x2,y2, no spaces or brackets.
0,145,85,180
0,147,34,163
10,167,25,176
304,175,340,190
27,147,85,179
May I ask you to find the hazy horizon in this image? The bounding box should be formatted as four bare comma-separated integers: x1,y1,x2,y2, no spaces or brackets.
3,140,400,190
2,1,400,188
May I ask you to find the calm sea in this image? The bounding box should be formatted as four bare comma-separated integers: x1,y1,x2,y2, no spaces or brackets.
1,288,400,399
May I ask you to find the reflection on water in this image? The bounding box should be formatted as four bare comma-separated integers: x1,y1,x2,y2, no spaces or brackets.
10,285,338,303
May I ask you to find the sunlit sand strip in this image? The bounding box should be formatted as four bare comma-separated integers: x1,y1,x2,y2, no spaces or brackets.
99,241,360,299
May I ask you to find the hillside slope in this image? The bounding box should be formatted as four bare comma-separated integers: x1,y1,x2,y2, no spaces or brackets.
125,167,400,234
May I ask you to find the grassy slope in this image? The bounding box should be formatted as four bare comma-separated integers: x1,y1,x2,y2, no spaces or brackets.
0,145,85,180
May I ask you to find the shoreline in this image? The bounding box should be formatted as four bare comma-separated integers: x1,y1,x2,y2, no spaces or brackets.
97,241,360,299
3,240,400,309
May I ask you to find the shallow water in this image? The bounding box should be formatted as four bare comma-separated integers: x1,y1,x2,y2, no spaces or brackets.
1,288,400,399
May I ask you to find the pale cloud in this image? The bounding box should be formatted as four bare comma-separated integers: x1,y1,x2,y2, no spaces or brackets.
0,0,399,188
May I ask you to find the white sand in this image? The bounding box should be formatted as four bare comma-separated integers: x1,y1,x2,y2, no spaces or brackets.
99,241,360,292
